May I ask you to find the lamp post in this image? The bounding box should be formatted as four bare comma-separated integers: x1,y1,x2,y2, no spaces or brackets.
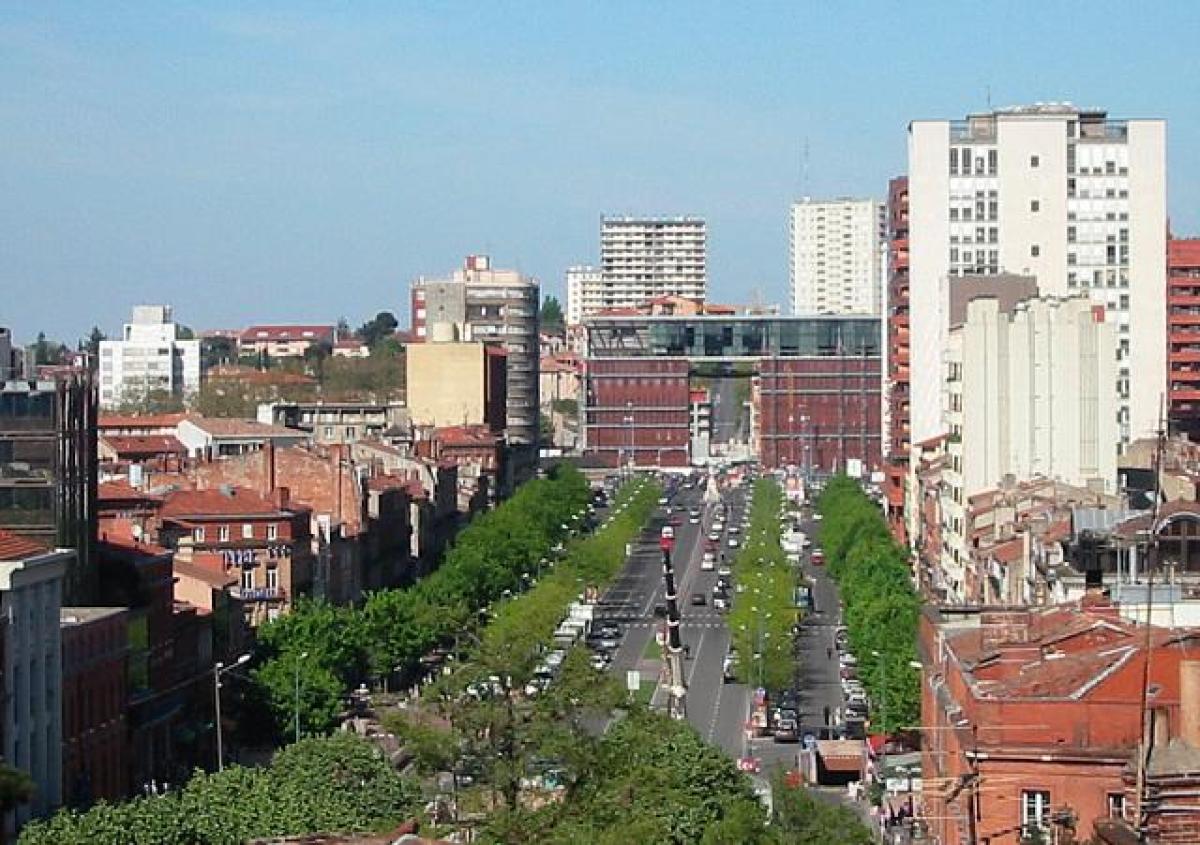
294,651,309,744
624,401,634,477
214,653,251,771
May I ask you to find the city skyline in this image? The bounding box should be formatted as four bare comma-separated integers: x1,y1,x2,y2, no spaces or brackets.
3,3,1199,340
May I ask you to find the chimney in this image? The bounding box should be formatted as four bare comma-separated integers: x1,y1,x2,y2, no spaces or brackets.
275,486,290,510
1181,660,1200,748
264,439,276,496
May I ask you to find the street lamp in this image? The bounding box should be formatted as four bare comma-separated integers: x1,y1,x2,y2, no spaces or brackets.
294,651,309,744
214,653,251,771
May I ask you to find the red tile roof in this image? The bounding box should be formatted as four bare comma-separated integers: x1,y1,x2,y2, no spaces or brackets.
98,413,187,430
0,530,51,560
100,434,186,455
98,481,162,503
162,487,287,518
174,560,236,589
239,325,335,343
182,416,306,438
436,425,497,447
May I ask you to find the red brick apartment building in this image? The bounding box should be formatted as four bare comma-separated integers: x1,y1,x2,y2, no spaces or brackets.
920,600,1200,844
884,176,911,542
1169,237,1200,440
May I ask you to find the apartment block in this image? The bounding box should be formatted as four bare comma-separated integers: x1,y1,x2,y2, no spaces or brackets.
98,306,200,409
0,532,67,829
1169,237,1200,439
410,255,539,450
883,177,911,540
600,216,706,305
909,104,1166,450
789,198,884,315
406,331,507,434
238,325,336,359
565,265,602,326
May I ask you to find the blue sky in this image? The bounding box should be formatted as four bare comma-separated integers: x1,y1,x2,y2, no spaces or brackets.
3,2,1198,342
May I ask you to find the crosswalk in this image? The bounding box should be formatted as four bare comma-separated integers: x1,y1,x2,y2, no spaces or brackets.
626,618,728,630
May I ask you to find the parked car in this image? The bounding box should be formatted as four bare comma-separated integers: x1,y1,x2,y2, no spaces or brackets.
773,712,800,743
688,509,701,524
701,554,716,571
690,592,707,607
713,595,731,611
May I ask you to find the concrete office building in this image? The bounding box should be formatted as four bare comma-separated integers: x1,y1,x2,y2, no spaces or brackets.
0,532,68,830
908,104,1166,450
789,198,885,315
410,256,539,450
565,265,602,326
599,216,706,306
939,294,1117,601
98,306,200,409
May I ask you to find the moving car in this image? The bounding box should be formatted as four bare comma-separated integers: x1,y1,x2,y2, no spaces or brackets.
700,554,715,571
688,509,701,524
712,595,730,611
661,525,675,540
773,711,800,743
727,537,739,549
690,592,707,606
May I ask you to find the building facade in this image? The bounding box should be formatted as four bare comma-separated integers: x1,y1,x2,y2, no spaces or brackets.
237,325,336,359
908,104,1166,450
565,265,603,326
405,334,507,434
98,306,200,409
0,532,68,829
582,314,881,472
599,216,706,306
1169,237,1200,439
939,295,1117,600
789,198,885,315
884,177,911,540
410,255,539,449
0,376,98,604
259,400,409,446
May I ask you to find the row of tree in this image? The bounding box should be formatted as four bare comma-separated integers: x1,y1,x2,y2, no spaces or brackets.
18,734,420,845
248,465,594,739
816,477,921,733
728,478,799,691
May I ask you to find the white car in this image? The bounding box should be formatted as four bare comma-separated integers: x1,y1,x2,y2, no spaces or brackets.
728,538,739,549
701,555,715,571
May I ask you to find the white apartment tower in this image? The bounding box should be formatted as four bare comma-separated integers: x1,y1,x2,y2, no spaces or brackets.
908,104,1166,450
598,216,706,307
790,198,885,315
98,305,201,409
565,265,602,326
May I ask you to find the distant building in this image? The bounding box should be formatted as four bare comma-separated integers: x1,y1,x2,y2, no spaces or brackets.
175,416,309,459
259,400,409,446
0,531,68,830
599,216,706,307
406,330,507,434
909,104,1166,449
883,177,911,542
98,306,200,409
410,255,539,452
237,325,336,360
1168,236,1200,439
789,198,885,315
565,265,602,326
0,327,17,380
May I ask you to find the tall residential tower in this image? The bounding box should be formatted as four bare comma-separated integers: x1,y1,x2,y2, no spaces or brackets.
789,198,885,315
908,104,1166,450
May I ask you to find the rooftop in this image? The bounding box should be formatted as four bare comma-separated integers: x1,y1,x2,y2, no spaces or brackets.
0,529,50,561
162,486,291,518
183,416,307,439
240,325,335,342
100,434,186,455
98,412,187,430
61,606,126,626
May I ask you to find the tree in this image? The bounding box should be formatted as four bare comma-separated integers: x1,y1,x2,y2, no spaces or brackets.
540,295,565,332
357,311,399,348
114,385,186,415
30,333,66,366
82,326,106,358
201,336,236,370
770,774,873,844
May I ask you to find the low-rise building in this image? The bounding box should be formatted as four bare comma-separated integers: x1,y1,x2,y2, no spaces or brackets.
259,400,408,446
176,416,309,459
331,338,370,359
98,434,186,475
238,325,336,359
0,531,68,829
920,600,1200,845
60,606,128,807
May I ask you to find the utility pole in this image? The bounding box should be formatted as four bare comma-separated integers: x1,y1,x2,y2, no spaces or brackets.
659,537,687,720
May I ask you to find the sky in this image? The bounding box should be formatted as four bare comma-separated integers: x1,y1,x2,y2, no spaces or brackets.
2,2,1199,343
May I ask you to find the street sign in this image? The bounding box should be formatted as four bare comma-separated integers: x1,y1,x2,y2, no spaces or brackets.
626,670,641,693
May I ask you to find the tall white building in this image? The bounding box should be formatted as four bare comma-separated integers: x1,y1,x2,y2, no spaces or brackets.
789,198,885,315
908,104,1166,449
98,305,201,409
0,532,68,829
939,293,1117,599
565,265,602,326
599,216,706,306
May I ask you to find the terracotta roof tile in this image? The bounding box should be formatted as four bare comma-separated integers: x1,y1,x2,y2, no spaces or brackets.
98,481,162,502
0,529,50,560
239,325,335,342
182,416,307,438
100,434,186,455
98,413,187,430
162,487,286,518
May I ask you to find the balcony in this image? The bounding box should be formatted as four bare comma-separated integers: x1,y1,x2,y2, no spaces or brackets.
1169,295,1200,308
1170,350,1200,364
230,586,287,602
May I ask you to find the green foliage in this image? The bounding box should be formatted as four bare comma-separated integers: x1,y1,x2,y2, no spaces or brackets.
540,295,565,332
250,467,594,738
727,478,798,691
318,340,405,400
200,335,236,370
817,476,920,732
769,773,874,844
550,398,578,417
18,734,420,845
356,311,399,348
115,385,187,415
0,762,34,814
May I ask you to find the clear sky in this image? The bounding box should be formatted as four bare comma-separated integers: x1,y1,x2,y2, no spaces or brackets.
3,2,1198,342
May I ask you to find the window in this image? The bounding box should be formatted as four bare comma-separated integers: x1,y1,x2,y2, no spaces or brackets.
987,149,997,174
1107,793,1126,819
267,523,278,541
242,523,254,539
324,426,335,438
193,527,205,542
1067,226,1076,243
218,525,230,542
345,426,357,439
1030,155,1040,168
1022,790,1051,835
241,568,254,591
266,566,279,592
949,148,959,175
1031,245,1040,258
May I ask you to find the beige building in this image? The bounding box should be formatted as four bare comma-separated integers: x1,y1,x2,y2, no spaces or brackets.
405,328,507,432
908,104,1166,450
939,294,1117,600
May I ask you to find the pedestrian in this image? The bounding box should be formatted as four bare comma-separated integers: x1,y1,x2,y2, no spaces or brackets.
826,645,832,660
823,705,831,726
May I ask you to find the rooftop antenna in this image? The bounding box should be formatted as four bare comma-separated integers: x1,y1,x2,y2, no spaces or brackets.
986,84,993,111
800,137,810,199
